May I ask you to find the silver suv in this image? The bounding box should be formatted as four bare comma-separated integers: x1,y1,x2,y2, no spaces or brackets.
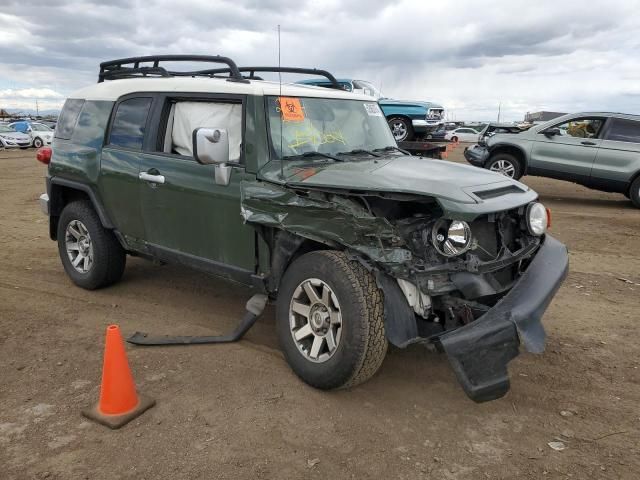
464,112,640,208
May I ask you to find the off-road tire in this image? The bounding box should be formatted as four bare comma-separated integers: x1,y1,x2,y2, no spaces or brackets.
276,250,387,389
33,137,44,148
57,200,126,289
387,116,413,142
486,153,524,180
629,176,640,208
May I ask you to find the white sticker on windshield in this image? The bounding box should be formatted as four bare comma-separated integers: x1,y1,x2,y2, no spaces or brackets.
364,103,383,117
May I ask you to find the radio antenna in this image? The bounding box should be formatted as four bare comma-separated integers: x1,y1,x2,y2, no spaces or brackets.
278,24,284,180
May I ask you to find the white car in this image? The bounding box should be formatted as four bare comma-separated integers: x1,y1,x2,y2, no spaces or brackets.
9,121,54,148
0,125,32,149
445,127,480,143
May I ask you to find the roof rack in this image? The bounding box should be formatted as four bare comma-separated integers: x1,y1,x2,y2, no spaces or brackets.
98,55,249,83
202,67,341,89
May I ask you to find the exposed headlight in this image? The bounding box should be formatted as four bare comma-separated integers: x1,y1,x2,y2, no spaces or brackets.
526,202,548,236
431,219,473,257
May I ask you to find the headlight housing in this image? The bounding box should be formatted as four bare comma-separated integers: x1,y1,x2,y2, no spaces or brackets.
431,219,473,257
526,202,548,236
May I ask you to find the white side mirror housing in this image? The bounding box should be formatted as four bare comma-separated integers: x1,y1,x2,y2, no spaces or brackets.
193,128,231,165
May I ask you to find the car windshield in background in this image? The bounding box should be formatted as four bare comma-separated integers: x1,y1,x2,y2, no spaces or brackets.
352,80,381,99
267,96,397,159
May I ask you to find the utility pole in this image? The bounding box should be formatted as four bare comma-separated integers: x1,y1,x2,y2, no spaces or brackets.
36,99,39,117
497,102,501,123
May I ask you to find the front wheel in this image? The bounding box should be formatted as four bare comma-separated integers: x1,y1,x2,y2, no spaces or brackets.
387,117,413,142
276,250,387,390
486,154,523,180
33,137,44,148
57,200,126,289
629,176,640,208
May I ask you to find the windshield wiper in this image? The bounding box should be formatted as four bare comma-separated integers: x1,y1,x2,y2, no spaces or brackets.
336,149,381,157
283,151,344,162
373,145,411,155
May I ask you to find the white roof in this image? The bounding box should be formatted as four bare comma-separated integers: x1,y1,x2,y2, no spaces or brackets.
69,77,372,102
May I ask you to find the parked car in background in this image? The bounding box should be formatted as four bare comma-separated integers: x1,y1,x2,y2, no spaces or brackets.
425,127,447,140
296,78,444,142
463,112,640,208
10,121,54,148
445,127,479,143
0,125,32,149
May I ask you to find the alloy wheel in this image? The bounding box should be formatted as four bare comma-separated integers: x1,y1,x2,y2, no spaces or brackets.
489,160,516,178
390,120,408,141
65,220,94,273
289,278,343,363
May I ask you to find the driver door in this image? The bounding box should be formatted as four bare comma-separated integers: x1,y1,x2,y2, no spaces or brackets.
137,95,257,281
530,116,605,183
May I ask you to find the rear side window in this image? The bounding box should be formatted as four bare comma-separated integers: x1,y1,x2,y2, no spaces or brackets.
108,97,152,150
55,98,85,140
605,118,640,144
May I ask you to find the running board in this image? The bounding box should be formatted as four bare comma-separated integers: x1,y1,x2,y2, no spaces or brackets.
127,294,268,346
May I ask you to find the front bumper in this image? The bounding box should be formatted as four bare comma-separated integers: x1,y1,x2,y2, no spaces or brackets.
438,235,568,403
464,144,489,167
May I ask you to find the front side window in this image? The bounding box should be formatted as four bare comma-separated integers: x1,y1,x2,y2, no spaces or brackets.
32,123,52,132
161,100,242,161
605,118,640,143
546,117,604,139
267,96,397,159
109,97,152,150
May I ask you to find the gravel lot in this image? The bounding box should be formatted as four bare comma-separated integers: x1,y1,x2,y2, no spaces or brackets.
1,145,639,479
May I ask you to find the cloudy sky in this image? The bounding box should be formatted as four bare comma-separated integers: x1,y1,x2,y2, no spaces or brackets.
1,0,639,121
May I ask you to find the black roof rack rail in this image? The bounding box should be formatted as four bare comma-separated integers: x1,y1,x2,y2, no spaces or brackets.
98,55,249,83
202,66,341,89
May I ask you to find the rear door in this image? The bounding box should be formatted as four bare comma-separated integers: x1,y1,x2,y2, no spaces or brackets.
99,95,153,249
529,116,606,183
136,94,256,282
591,117,640,192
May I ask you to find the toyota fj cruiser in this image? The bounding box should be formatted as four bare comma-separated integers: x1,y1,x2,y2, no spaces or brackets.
38,55,568,402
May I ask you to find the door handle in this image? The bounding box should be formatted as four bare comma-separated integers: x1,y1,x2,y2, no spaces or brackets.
139,172,165,184
581,141,596,146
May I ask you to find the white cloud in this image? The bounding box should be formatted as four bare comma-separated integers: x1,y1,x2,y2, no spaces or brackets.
0,0,639,119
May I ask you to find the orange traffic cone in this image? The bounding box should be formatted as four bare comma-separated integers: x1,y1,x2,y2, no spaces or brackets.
82,325,155,429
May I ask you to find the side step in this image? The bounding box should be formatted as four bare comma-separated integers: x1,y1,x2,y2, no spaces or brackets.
127,294,268,346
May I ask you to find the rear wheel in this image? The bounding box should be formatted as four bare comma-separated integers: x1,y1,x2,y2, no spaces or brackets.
276,250,387,390
388,117,413,142
57,200,126,289
629,176,640,208
486,153,523,180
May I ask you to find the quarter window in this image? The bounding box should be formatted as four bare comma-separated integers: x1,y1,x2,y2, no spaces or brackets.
605,118,640,143
55,98,85,140
108,97,152,150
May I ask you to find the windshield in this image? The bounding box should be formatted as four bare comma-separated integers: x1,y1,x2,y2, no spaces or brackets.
32,123,52,131
267,96,397,159
352,80,381,99
0,126,16,133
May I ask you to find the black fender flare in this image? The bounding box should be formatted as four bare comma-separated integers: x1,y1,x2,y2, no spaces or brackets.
49,177,115,229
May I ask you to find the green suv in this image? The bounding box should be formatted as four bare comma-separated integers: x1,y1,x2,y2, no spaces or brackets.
38,55,568,402
464,112,640,207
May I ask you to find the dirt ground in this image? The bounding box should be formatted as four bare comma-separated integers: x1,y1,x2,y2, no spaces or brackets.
1,145,639,480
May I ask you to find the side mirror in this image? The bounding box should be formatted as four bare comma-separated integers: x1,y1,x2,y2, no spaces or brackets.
544,127,560,137
193,128,234,186
193,128,230,165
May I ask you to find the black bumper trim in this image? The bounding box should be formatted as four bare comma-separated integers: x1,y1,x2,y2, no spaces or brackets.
438,235,568,403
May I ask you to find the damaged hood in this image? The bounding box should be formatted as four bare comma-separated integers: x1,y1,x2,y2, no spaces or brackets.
259,155,538,219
